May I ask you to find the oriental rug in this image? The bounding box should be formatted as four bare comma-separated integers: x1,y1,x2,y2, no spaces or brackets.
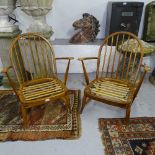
0,90,81,141
99,118,155,155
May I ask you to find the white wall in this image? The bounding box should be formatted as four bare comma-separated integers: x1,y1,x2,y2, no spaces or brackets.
15,0,153,40
13,0,155,73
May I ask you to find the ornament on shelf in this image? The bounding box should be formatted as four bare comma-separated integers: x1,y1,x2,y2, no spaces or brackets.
70,13,100,44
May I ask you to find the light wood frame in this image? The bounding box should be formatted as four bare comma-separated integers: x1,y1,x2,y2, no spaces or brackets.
3,33,74,127
78,31,151,122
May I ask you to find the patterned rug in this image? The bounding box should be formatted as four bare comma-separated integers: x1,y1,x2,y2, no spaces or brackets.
99,118,155,155
0,90,81,141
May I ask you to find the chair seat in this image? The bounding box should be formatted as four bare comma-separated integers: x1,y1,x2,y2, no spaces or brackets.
85,79,134,103
19,78,66,103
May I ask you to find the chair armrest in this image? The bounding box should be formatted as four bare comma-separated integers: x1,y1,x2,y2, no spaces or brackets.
56,57,74,85
2,66,13,74
141,64,152,73
56,57,74,60
133,64,151,100
78,57,98,85
139,64,151,86
2,66,18,93
78,57,98,61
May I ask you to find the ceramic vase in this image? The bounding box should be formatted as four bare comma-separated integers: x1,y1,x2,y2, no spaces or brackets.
18,0,53,39
0,0,19,33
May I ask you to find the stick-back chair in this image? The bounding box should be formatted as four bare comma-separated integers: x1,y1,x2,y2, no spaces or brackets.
3,33,73,127
78,31,150,121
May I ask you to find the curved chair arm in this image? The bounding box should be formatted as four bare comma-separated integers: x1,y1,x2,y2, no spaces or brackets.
2,66,13,74
134,64,151,100
141,64,152,73
2,66,18,93
56,57,74,85
139,64,151,87
78,57,98,85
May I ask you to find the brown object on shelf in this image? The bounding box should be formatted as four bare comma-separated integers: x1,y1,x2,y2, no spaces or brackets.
70,13,100,44
78,31,150,122
3,33,74,127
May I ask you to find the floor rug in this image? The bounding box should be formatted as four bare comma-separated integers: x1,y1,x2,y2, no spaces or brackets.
99,118,155,155
0,90,81,141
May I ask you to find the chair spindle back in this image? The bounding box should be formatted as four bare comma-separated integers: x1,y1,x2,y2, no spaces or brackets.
9,33,57,85
97,32,144,83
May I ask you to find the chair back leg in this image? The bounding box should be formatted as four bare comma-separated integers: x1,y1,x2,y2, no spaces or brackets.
61,96,71,113
126,106,131,123
21,106,29,128
80,95,88,113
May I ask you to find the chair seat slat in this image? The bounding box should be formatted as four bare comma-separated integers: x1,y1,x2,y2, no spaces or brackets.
88,79,131,102
92,81,129,91
92,87,128,96
22,80,56,90
20,79,64,102
22,84,62,92
24,90,64,101
91,89,127,102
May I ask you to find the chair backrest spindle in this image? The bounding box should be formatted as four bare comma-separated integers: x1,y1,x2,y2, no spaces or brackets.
97,32,143,84
9,33,57,85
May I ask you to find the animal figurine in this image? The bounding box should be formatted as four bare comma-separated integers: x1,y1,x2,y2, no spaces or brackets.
70,13,100,43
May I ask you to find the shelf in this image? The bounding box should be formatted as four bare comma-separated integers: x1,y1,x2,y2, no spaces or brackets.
52,39,103,45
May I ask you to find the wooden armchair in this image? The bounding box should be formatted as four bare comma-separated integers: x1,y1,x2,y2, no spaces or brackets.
3,33,73,127
78,31,150,121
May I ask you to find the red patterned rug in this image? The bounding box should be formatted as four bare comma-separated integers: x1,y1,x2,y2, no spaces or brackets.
99,118,155,155
0,90,81,141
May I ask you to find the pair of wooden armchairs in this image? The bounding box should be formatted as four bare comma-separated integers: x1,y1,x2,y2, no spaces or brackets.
3,32,150,127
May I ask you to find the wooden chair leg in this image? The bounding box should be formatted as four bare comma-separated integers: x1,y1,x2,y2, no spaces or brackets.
66,95,71,112
62,96,71,113
21,106,29,128
125,106,131,124
80,95,88,114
